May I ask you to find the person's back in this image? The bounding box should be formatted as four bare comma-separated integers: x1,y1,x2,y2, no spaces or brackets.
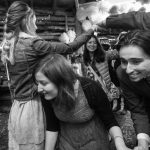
8,36,38,100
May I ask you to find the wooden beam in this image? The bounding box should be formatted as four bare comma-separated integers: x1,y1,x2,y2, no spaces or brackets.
30,0,34,8
5,0,9,9
65,15,68,32
52,0,57,13
75,0,79,9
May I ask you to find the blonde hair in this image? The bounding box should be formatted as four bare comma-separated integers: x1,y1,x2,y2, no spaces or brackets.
1,1,37,65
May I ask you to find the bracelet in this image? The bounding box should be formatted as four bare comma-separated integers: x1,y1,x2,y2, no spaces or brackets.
114,136,124,141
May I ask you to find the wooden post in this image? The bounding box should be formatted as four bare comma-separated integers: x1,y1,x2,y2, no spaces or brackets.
75,0,79,9
52,0,57,13
65,15,68,32
5,0,9,9
30,0,34,8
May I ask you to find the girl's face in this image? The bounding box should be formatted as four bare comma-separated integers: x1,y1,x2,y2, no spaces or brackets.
120,45,150,82
35,71,58,100
86,37,97,52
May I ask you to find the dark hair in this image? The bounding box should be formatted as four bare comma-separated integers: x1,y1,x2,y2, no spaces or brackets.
1,1,36,64
35,54,77,110
114,31,127,51
83,35,105,66
120,30,150,57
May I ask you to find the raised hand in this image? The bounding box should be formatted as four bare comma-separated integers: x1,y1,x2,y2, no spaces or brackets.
82,20,93,32
59,32,69,44
67,30,76,42
88,12,108,27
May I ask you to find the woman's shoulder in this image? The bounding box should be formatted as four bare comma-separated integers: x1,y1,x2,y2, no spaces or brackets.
19,32,38,39
78,77,105,103
18,32,41,43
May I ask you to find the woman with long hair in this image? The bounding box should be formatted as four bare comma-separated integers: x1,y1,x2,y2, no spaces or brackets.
83,35,120,106
35,54,131,150
0,1,98,149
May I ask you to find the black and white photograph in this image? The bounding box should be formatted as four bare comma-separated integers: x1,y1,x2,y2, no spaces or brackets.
0,0,150,150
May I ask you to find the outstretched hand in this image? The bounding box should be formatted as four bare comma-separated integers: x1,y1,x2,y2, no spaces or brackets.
88,12,108,27
82,19,106,32
67,30,76,42
82,20,92,32
59,32,69,44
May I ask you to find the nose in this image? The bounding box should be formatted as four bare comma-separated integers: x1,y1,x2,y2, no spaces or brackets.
37,84,43,93
126,63,134,74
91,43,96,47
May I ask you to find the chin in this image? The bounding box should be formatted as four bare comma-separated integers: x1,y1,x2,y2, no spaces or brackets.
129,77,141,82
44,96,52,101
44,94,56,101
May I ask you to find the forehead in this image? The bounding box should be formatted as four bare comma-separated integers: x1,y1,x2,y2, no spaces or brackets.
36,71,49,81
119,45,150,59
88,37,96,42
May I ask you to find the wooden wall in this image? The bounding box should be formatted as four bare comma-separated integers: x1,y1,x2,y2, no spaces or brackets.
35,9,76,41
0,7,76,42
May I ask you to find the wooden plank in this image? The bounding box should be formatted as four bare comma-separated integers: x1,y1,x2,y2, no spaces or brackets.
37,25,66,30
37,16,75,22
37,21,75,26
0,32,3,36
0,26,4,30
40,35,59,41
0,17,5,21
38,32,61,36
35,9,74,17
0,21,4,25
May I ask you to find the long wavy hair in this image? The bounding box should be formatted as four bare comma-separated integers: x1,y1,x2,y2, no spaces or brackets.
83,35,105,66
35,54,77,110
1,1,37,65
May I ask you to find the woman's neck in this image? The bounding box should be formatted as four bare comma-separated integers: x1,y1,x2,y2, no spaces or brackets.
89,52,94,61
19,32,37,38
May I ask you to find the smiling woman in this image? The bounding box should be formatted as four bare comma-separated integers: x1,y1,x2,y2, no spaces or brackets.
83,35,120,104
120,45,150,82
117,30,150,150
